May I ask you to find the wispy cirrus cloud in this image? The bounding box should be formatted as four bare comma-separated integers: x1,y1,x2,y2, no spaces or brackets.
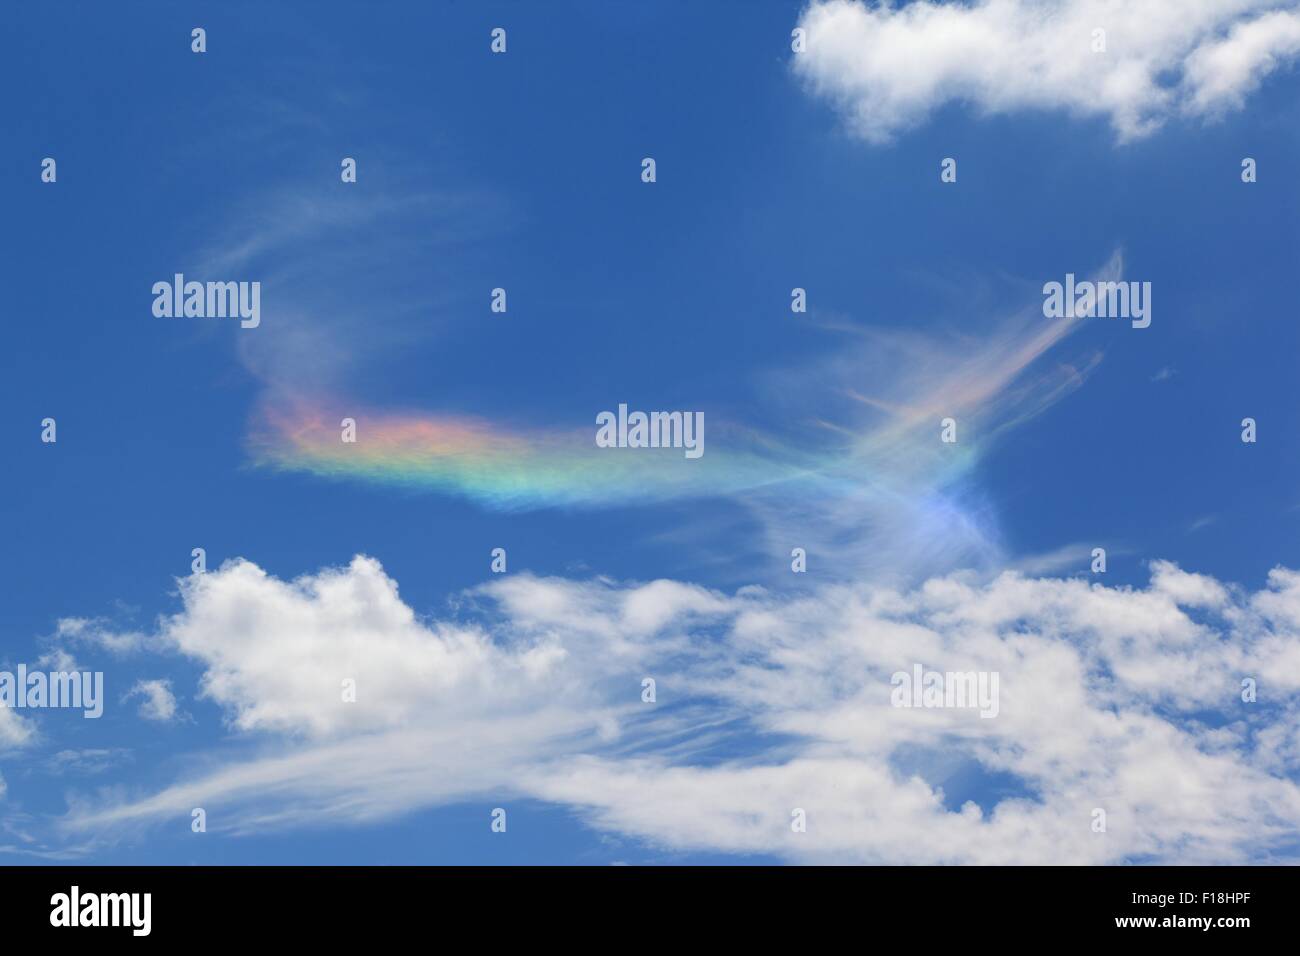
159,122,1125,579
235,235,1119,577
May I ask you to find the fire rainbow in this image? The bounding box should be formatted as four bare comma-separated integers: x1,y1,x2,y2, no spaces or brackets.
246,402,805,511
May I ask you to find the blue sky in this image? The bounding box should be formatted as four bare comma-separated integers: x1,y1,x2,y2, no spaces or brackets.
4,0,1300,864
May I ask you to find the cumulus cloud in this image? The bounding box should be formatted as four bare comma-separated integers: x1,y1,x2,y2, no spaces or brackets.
125,680,179,722
1183,8,1300,113
792,0,1300,142
0,706,36,751
57,555,1300,864
156,557,651,740
35,647,80,672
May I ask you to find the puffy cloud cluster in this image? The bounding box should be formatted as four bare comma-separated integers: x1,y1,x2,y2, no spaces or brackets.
58,555,1300,863
792,0,1300,142
0,707,34,751
125,680,179,723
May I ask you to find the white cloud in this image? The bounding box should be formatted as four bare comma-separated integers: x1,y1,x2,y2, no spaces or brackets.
35,647,80,672
158,556,639,739
125,680,179,722
738,252,1120,579
792,0,1300,142
1183,8,1300,113
50,617,146,655
0,706,35,751
45,749,131,776
55,555,1300,864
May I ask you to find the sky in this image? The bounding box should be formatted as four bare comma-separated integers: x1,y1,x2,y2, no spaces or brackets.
2,0,1300,864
